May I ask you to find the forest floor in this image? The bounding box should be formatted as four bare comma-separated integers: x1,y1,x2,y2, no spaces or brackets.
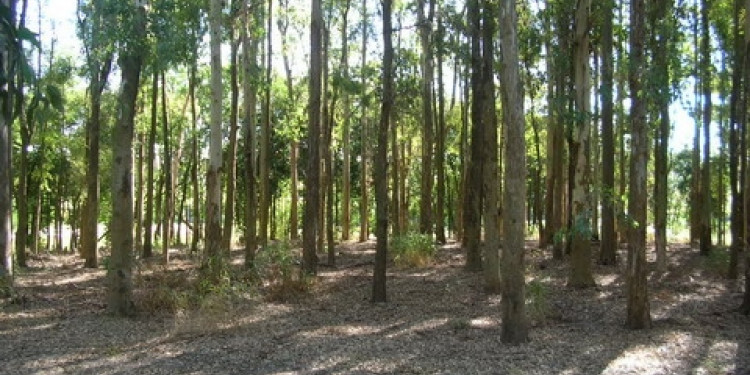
1,239,748,375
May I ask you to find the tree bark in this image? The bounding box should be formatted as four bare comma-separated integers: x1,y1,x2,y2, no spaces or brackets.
160,71,172,265
435,12,447,244
108,3,144,316
303,0,323,275
499,0,529,344
204,0,224,274
143,71,158,259
372,0,393,303
728,0,744,280
222,23,240,254
259,0,273,247
359,0,369,242
626,0,652,329
599,0,616,266
568,0,596,288
699,0,712,256
242,0,258,268
0,0,15,284
418,0,435,236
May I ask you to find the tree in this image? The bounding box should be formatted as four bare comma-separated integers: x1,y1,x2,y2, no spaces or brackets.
79,0,112,269
372,0,393,303
108,1,145,316
568,0,596,288
699,0,712,256
418,0,435,236
0,0,17,287
259,0,273,247
222,1,241,254
599,0,616,266
242,0,259,267
626,0,651,329
741,0,750,315
462,0,483,272
498,0,528,344
303,0,323,275
204,0,224,274
727,0,745,280
359,0,369,243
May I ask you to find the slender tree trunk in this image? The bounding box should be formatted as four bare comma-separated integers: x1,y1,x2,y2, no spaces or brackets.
599,0,616,265
359,0,369,242
303,0,323,275
204,0,225,274
135,133,144,255
242,0,258,267
223,34,240,254
463,0,483,272
569,0,596,288
108,3,144,316
189,64,200,254
81,0,112,269
499,0,528,343
699,0,712,256
372,0,393,303
278,5,299,241
435,12,447,244
690,5,701,246
481,0,501,292
651,0,673,272
143,71,158,259
740,0,750,315
340,0,352,242
728,0,744,280
161,72,172,265
0,0,15,286
259,0,273,248
418,0,435,236
626,0,651,329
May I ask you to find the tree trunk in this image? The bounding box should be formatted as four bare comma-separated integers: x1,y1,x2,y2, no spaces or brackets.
359,0,369,243
463,0,483,272
279,5,299,241
242,0,258,268
135,133,144,255
568,0,596,288
435,12,447,244
499,0,528,343
740,0,750,315
626,0,651,329
108,3,144,316
699,0,712,256
303,0,323,275
259,0,273,248
418,0,435,236
372,0,393,303
599,0,616,265
728,0,744,280
81,1,112,269
222,27,240,254
189,64,200,255
204,0,224,275
481,0,500,293
340,0,352,242
160,71,172,265
651,0,673,272
143,71,158,259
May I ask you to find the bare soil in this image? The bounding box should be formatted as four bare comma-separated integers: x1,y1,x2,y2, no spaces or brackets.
1,240,748,375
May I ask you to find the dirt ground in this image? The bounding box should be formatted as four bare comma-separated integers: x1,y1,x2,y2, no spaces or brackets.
1,240,748,375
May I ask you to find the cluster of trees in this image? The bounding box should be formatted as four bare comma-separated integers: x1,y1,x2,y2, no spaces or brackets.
0,0,748,344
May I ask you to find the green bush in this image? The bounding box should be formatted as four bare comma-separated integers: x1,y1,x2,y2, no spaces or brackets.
390,233,436,268
255,241,311,301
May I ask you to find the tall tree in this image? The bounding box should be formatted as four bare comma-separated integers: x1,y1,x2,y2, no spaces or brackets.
727,0,744,280
108,1,145,316
359,0,369,242
339,0,352,242
650,0,673,272
568,0,596,288
259,0,273,246
79,0,112,268
626,0,652,329
740,0,750,315
699,0,712,256
160,71,172,264
0,0,16,285
372,0,393,303
499,0,528,344
303,0,323,275
463,0,483,271
481,0,501,292
223,3,241,253
242,0,259,267
599,0,616,265
435,11,447,244
204,0,224,273
418,0,435,236
143,70,158,259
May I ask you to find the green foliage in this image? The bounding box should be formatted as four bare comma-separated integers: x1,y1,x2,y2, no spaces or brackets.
526,279,550,324
390,233,435,268
255,241,311,302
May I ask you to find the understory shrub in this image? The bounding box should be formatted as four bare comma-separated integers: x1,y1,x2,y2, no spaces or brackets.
255,241,311,301
390,233,436,268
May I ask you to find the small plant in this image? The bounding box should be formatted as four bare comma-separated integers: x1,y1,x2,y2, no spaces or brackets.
255,241,311,301
390,233,435,268
526,279,550,324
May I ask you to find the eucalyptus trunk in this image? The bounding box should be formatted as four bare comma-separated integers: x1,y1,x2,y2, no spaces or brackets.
699,0,712,256
418,0,435,236
599,0,616,265
222,30,240,254
242,0,258,267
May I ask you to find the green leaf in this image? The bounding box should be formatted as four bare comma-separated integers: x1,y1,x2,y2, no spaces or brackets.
17,26,40,49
